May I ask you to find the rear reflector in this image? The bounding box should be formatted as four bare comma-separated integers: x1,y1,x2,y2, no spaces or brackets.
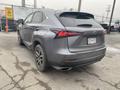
51,29,80,38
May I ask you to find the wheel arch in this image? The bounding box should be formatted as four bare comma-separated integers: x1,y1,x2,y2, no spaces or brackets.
32,37,44,51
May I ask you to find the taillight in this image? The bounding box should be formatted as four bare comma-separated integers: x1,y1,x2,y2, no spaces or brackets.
51,29,80,38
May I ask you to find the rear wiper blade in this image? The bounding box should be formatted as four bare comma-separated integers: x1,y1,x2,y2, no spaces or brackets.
77,24,92,28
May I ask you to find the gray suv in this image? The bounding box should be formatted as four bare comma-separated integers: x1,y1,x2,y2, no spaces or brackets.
17,9,106,72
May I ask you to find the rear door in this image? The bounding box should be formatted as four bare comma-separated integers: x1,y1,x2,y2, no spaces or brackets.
22,11,45,45
21,13,33,42
57,12,105,52
27,11,44,43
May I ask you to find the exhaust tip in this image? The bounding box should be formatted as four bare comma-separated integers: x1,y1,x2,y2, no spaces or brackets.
53,66,72,71
61,67,72,71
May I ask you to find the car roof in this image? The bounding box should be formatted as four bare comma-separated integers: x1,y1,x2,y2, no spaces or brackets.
34,8,94,19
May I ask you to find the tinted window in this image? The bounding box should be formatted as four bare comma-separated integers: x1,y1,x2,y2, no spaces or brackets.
59,12,94,19
32,12,43,23
24,14,33,23
57,12,101,28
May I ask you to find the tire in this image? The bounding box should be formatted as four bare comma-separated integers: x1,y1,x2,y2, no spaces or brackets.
18,34,24,45
34,44,48,72
118,29,120,33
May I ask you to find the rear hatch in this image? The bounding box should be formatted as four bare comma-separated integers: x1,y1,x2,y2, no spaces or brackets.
56,12,105,52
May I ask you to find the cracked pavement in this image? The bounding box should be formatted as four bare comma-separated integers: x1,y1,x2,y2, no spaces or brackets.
0,32,120,90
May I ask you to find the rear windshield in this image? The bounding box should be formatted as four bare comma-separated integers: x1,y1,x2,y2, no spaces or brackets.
59,12,94,19
57,12,101,28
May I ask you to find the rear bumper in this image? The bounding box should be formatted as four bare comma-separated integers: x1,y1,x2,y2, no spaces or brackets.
48,47,106,67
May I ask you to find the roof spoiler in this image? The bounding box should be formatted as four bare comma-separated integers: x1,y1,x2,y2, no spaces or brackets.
56,12,94,19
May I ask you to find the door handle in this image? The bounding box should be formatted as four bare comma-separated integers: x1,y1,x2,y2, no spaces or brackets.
35,28,40,31
31,26,39,31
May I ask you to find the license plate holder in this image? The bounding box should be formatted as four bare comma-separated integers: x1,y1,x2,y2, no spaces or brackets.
88,38,96,45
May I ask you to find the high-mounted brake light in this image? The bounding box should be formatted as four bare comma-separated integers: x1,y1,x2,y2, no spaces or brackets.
51,29,80,38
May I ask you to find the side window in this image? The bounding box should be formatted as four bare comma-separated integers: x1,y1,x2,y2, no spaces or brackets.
43,14,46,21
32,12,45,23
24,14,33,23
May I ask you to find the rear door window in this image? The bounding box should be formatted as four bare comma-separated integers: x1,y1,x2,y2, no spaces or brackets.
32,11,44,23
24,14,33,23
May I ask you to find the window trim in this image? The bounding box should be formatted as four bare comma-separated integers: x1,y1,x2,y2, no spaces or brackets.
24,12,34,24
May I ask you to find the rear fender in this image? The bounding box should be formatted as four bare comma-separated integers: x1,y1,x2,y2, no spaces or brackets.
32,35,44,50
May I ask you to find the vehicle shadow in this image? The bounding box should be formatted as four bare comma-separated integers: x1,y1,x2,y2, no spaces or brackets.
41,65,97,80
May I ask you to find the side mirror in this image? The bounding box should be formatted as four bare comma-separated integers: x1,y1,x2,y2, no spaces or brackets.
17,19,24,25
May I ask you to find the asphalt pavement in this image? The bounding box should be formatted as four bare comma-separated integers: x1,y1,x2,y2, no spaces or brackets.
0,32,120,90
